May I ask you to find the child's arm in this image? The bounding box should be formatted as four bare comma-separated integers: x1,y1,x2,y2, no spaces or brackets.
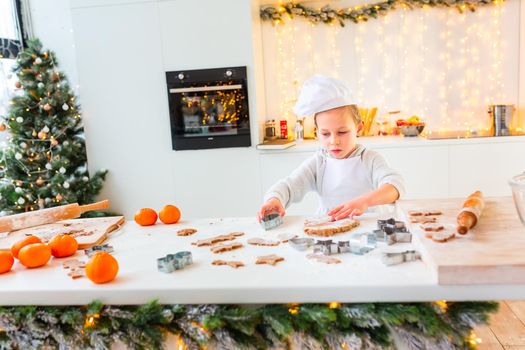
328,184,399,220
258,153,319,220
328,149,405,220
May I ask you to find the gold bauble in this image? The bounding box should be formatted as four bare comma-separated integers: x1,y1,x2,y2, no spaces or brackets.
36,177,44,186
38,131,47,139
56,194,63,201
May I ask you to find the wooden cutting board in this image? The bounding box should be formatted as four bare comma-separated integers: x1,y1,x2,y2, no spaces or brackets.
0,216,125,251
397,197,525,285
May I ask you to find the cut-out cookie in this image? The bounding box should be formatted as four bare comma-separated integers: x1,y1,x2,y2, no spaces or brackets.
192,232,244,247
212,260,245,268
247,238,280,246
210,242,244,254
176,228,197,236
255,254,284,266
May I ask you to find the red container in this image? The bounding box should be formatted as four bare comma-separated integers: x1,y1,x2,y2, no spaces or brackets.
280,120,288,139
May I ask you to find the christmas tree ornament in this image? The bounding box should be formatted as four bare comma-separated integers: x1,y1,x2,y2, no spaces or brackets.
45,163,52,170
45,197,51,204
63,182,70,189
51,72,59,81
50,138,58,146
17,197,25,204
37,82,44,89
34,57,42,64
42,126,50,133
82,176,89,182
16,117,23,123
36,177,44,186
43,103,52,111
32,130,37,137
38,198,45,208
0,123,6,131
15,153,22,160
62,103,69,111
15,180,23,186
59,167,66,174
36,73,42,80
15,81,22,89
15,187,23,194
20,142,27,148
56,194,63,201
38,131,47,139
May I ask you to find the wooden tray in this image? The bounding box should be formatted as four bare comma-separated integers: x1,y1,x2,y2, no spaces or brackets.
0,216,125,250
397,198,525,285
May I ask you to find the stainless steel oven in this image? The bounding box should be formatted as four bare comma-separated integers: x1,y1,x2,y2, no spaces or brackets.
166,66,251,150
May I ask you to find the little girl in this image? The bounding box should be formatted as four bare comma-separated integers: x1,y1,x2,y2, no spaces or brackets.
257,75,405,221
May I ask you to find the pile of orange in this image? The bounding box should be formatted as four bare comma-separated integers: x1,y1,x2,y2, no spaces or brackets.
3,233,119,285
134,204,181,226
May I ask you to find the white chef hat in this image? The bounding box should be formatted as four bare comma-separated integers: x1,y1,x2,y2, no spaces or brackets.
293,75,355,117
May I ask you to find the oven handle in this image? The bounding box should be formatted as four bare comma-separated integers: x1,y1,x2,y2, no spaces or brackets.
169,84,243,93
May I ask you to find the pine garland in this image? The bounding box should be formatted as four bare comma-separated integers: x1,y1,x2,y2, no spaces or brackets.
0,300,498,349
260,0,505,27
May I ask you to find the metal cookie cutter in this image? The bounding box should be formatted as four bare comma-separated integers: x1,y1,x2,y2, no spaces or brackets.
381,250,421,266
313,239,339,255
289,237,315,251
260,212,284,231
157,251,193,273
84,244,114,257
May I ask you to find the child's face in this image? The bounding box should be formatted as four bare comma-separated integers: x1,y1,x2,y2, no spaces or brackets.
316,106,362,159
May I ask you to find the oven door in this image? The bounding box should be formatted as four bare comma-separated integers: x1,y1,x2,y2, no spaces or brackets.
167,80,251,150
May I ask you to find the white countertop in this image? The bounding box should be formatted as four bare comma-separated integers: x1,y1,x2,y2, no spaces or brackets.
258,135,525,153
2,214,525,305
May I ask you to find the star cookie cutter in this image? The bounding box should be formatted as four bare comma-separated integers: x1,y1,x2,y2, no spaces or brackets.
157,251,193,273
84,244,114,257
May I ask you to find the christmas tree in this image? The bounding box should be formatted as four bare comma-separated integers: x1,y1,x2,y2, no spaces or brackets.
0,39,107,215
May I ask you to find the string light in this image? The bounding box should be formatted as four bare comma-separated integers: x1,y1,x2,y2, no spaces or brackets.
466,330,482,346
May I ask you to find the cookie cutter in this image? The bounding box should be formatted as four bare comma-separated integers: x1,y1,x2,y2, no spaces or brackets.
375,219,411,245
349,232,377,249
260,212,284,231
313,239,339,255
289,237,315,251
381,250,421,266
84,244,114,257
157,251,193,273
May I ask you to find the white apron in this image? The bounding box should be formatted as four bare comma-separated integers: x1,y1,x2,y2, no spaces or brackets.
318,155,374,215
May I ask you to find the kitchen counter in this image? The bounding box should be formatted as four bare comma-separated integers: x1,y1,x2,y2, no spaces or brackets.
2,202,525,305
257,135,525,153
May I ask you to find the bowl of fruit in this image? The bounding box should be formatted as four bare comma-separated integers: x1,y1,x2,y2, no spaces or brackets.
396,116,425,137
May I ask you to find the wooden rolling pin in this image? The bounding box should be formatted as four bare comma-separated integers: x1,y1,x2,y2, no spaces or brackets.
0,200,110,233
457,191,484,235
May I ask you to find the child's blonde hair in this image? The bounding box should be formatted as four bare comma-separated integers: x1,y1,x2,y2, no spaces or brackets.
314,105,361,125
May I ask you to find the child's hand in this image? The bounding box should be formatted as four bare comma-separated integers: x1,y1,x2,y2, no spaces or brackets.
328,197,369,220
257,197,285,222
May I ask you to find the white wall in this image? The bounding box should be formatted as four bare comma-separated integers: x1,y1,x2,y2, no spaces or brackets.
65,0,264,219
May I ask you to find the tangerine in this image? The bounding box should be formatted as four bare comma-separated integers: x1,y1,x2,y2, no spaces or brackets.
48,234,78,258
11,235,42,259
0,251,14,274
159,205,181,224
18,243,52,268
85,252,119,284
134,208,158,226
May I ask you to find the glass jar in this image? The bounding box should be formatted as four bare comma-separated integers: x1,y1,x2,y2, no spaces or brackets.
264,119,277,140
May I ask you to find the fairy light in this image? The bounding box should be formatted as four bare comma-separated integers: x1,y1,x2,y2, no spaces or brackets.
434,300,448,313
466,330,482,346
399,4,409,115
84,313,99,328
288,303,300,315
328,302,341,309
355,21,366,105
377,15,386,109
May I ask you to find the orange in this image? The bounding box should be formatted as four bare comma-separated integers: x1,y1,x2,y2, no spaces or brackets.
85,252,119,284
159,205,181,224
18,243,52,268
0,251,14,274
11,235,42,259
134,208,158,226
48,234,78,258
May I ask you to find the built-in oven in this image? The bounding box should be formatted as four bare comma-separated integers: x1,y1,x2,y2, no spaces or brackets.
166,66,251,150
